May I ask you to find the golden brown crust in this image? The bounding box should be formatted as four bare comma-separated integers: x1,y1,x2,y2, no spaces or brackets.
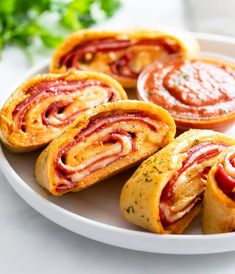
35,100,176,196
0,69,127,153
120,129,235,234
50,28,199,88
202,147,235,234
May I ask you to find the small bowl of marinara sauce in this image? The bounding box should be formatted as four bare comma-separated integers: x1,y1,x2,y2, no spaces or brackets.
137,52,235,132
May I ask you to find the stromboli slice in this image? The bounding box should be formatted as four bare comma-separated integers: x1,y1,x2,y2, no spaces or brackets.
120,129,235,234
0,70,127,152
203,146,235,234
35,100,176,196
50,28,199,88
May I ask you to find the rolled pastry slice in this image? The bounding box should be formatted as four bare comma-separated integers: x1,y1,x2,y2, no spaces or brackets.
0,70,127,152
120,129,235,234
203,146,235,234
35,100,176,196
50,28,199,88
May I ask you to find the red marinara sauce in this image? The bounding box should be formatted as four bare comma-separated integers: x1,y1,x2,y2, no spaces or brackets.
137,55,235,131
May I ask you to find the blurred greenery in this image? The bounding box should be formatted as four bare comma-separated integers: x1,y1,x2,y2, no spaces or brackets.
0,0,121,56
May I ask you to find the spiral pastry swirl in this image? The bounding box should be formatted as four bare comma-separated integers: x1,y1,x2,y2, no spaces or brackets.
120,129,235,234
203,146,235,233
50,29,199,88
0,70,127,152
35,100,175,196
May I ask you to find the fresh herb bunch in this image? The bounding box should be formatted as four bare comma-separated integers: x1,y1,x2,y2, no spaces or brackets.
0,0,121,53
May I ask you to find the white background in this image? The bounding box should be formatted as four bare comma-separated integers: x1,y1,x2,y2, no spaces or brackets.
1,0,235,273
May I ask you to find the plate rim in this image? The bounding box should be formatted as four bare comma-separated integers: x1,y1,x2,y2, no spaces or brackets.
1,32,235,255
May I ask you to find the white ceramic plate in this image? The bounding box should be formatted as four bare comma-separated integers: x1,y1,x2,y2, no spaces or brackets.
1,33,235,255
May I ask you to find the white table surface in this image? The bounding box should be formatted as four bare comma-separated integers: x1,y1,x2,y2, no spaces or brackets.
1,1,235,273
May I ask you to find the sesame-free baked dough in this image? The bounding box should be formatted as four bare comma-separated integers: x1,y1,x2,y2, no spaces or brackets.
120,129,235,234
35,100,175,196
203,146,235,233
50,28,199,88
0,70,127,152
